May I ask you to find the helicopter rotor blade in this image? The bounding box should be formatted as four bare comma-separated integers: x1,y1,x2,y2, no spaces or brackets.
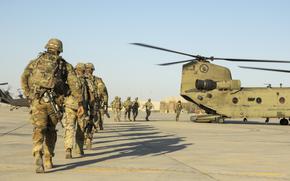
157,59,197,66
131,43,198,58
239,66,290,73
131,43,290,64
0,82,8,86
215,57,290,63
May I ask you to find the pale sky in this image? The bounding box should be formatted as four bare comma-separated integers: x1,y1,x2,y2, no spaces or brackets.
1,0,290,101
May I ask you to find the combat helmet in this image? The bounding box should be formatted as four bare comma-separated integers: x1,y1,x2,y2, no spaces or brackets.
45,38,63,52
75,63,86,70
85,63,95,71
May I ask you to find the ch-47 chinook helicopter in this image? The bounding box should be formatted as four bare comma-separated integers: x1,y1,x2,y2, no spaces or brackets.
132,43,290,125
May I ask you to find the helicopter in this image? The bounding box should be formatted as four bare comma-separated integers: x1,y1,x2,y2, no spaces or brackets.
0,83,29,110
132,43,290,125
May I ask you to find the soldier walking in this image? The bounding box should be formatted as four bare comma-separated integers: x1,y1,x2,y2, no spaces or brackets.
21,38,82,173
175,100,183,121
63,63,89,159
85,63,108,131
111,96,122,122
132,97,139,121
123,97,132,121
84,63,108,149
144,98,154,121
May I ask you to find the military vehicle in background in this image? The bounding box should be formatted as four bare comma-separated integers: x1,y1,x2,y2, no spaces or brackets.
132,43,290,125
0,82,29,110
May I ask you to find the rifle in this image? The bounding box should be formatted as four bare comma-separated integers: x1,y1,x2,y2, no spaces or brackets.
44,91,64,128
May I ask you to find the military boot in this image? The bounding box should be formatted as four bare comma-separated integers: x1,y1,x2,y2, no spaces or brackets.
65,148,72,159
44,155,53,169
34,152,44,173
75,149,85,157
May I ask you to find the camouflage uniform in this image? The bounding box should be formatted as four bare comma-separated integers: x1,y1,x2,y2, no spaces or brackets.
21,38,81,173
144,99,154,121
132,97,139,121
85,63,108,149
123,97,132,121
111,96,122,122
63,63,88,158
175,101,183,121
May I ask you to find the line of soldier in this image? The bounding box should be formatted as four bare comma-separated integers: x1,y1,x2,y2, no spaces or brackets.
21,38,108,173
111,97,183,122
111,97,156,122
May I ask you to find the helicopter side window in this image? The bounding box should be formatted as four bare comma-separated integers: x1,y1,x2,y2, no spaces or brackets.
232,97,238,104
279,97,285,104
256,97,262,104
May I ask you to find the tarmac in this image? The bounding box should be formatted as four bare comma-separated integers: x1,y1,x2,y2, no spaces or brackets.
1,106,290,181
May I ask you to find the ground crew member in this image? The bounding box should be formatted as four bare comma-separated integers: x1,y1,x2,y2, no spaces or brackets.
132,97,140,121
175,100,183,121
21,38,82,173
63,63,88,159
123,97,132,121
111,96,122,122
144,98,154,121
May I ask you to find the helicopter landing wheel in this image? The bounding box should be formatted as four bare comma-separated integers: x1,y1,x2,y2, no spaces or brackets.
265,118,269,124
243,118,248,123
280,118,289,125
218,118,225,123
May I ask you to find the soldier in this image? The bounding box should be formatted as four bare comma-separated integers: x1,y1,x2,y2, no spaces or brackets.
111,96,122,122
144,98,154,121
63,63,89,159
85,63,108,148
123,97,132,121
175,100,183,121
21,38,82,173
132,97,140,121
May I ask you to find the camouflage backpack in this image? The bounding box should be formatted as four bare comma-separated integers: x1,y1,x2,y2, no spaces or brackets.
29,52,68,93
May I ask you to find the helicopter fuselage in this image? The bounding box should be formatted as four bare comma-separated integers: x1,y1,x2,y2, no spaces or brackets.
181,61,290,123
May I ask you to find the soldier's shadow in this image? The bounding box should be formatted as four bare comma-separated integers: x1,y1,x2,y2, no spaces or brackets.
49,123,191,173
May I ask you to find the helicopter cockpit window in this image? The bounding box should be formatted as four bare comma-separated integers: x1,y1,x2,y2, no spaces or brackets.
256,97,262,104
232,97,238,104
279,97,285,104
